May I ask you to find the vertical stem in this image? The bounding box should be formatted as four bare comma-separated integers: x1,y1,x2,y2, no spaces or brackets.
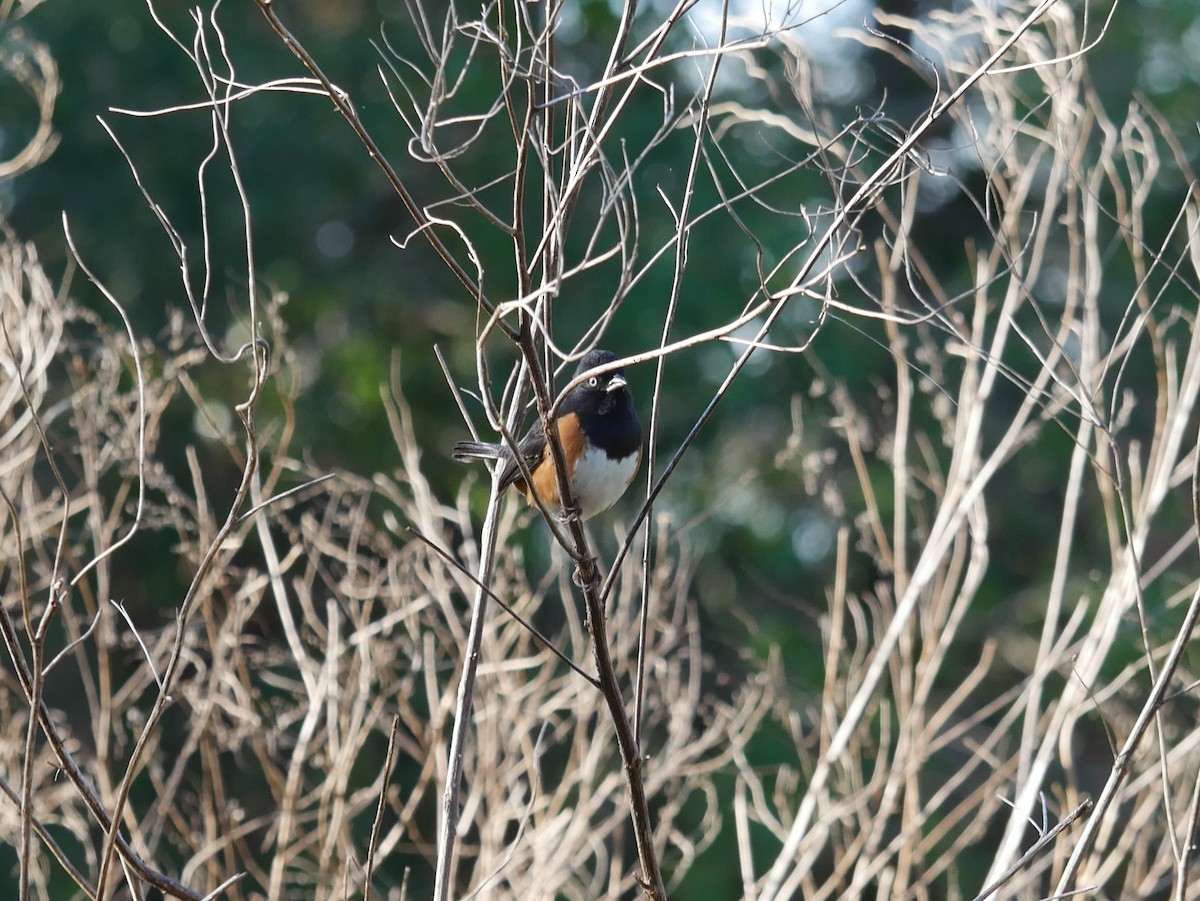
432,472,506,901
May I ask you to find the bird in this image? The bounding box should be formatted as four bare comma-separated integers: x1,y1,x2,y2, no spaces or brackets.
452,350,642,521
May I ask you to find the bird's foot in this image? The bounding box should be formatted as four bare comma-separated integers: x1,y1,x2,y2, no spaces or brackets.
557,501,583,525
572,557,601,589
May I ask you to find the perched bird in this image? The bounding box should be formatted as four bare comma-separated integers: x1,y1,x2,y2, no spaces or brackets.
453,350,642,520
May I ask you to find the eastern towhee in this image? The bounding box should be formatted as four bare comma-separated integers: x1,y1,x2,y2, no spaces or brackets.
453,350,642,520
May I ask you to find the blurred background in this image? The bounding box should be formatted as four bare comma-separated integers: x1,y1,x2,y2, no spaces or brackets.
5,0,1200,897
8,0,1192,653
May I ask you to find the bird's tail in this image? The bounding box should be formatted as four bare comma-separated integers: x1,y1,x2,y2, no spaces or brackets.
452,440,501,463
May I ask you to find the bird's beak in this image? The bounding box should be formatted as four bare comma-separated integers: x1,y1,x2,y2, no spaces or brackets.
606,374,627,393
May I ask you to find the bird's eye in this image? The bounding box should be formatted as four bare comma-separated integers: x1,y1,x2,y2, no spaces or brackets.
588,376,599,388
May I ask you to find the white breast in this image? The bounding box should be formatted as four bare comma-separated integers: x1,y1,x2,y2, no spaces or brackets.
572,445,640,519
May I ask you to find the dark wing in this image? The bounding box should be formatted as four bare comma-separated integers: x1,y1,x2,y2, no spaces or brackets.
454,417,551,493
498,418,549,491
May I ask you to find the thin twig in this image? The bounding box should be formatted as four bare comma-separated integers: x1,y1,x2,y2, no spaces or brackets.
364,715,402,901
